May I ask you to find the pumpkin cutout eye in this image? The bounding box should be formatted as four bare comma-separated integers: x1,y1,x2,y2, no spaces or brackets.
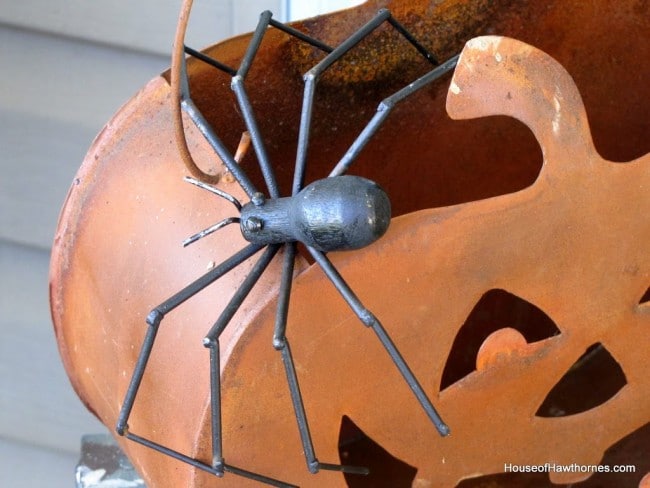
536,343,627,418
440,289,560,391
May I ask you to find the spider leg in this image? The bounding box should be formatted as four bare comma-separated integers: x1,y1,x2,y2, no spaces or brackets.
329,53,459,177
308,247,450,437
230,11,280,198
176,51,260,198
292,8,439,194
203,244,281,475
272,243,369,476
116,243,297,487
171,0,259,194
178,2,332,197
116,242,262,435
231,11,336,199
122,433,296,488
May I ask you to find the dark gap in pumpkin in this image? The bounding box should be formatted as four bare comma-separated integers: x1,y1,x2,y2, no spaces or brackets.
440,289,560,391
536,343,627,417
639,286,650,305
338,415,416,487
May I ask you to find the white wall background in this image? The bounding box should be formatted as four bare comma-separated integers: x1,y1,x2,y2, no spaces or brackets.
0,1,360,486
287,0,364,20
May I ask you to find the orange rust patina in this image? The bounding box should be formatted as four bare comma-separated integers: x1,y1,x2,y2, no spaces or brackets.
51,1,648,487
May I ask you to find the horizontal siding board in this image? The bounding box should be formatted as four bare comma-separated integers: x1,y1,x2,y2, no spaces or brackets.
0,109,91,248
0,240,107,454
287,0,364,20
0,25,168,249
0,0,280,251
0,437,81,488
0,25,168,138
0,0,229,56
0,0,283,57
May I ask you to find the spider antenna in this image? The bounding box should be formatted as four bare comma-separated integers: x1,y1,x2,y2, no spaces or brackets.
182,216,240,247
181,129,251,246
183,176,242,211
181,177,242,247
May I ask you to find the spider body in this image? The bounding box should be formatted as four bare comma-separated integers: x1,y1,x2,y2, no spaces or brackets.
240,175,391,252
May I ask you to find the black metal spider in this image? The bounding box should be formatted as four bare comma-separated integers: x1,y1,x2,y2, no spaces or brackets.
116,3,459,486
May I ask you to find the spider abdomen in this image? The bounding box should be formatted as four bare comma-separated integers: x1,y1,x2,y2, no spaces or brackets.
240,175,391,252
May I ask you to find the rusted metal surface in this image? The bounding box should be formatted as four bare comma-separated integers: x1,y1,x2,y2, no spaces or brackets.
199,37,650,487
170,0,650,215
50,1,648,487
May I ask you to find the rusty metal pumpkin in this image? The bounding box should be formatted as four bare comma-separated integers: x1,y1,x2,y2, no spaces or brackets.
50,0,649,486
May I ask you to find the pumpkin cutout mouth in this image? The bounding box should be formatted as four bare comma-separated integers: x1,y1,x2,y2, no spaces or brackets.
50,1,649,487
